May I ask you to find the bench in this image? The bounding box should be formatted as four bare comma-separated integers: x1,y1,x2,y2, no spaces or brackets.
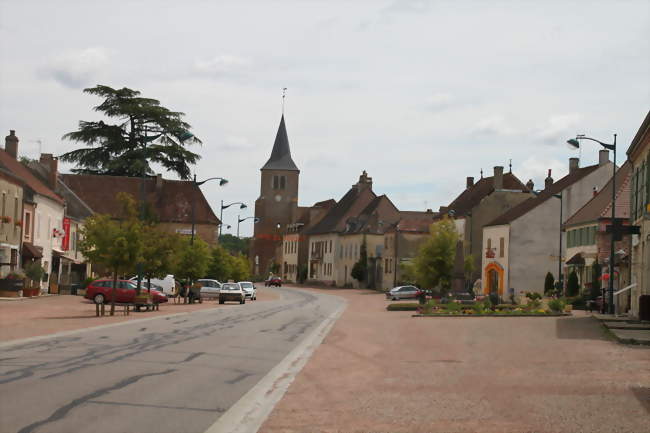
95,303,133,317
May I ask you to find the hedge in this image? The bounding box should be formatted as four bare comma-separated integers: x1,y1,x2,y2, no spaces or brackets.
386,303,420,311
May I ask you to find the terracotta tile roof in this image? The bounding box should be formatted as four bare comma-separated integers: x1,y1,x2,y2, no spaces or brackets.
487,164,602,226
60,174,219,225
565,162,632,226
392,211,439,233
0,149,63,204
446,172,528,217
344,195,401,234
305,186,376,235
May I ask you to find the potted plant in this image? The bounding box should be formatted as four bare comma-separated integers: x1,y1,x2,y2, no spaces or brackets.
1,216,12,224
0,272,24,297
23,262,45,297
14,220,22,227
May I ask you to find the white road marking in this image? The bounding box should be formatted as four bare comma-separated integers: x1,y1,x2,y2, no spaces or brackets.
204,298,347,433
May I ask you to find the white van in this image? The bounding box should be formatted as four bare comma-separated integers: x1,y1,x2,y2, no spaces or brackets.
129,275,177,296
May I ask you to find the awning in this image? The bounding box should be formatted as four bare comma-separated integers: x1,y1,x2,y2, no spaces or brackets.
52,249,65,257
566,253,585,265
22,242,43,259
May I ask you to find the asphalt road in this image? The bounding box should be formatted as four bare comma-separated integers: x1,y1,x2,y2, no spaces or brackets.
0,287,345,433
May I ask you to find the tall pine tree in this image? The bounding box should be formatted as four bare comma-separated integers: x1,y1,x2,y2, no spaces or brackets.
60,85,201,179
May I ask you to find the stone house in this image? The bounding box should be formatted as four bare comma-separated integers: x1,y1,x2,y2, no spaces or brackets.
382,210,439,288
305,171,377,285
28,154,94,290
563,162,633,309
0,167,23,277
482,154,615,298
280,199,336,283
441,166,530,285
60,173,220,246
1,131,66,291
627,110,650,319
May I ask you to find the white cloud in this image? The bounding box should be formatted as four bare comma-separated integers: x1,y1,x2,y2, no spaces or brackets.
220,135,257,151
193,55,251,77
472,115,516,136
40,47,110,89
534,113,583,145
424,93,454,112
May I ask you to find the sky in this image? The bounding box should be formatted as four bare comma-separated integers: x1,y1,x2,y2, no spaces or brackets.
1,0,648,237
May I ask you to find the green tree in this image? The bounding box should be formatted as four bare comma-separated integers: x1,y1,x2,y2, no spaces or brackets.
590,261,602,299
229,254,251,282
140,227,180,293
175,238,211,283
351,237,368,284
218,234,250,256
60,85,202,179
567,270,580,297
399,261,417,285
79,193,143,315
412,217,458,291
206,245,233,282
544,272,555,295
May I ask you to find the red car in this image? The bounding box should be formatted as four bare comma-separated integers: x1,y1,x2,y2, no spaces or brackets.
265,277,282,287
85,279,168,305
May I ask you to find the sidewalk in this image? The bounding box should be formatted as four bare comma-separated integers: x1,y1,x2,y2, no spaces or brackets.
260,288,650,433
0,289,279,342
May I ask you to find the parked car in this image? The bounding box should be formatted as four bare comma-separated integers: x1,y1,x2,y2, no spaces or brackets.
239,281,257,300
197,279,222,300
451,292,476,305
219,282,246,304
265,276,282,287
85,279,168,305
129,274,176,296
386,285,421,300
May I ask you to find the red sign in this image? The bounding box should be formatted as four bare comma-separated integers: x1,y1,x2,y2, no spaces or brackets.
62,218,71,251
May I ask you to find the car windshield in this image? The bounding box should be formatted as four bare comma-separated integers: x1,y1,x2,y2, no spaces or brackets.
221,284,239,291
240,282,253,289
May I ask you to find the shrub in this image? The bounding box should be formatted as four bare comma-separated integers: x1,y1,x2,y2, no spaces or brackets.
386,303,419,311
495,304,517,310
566,271,579,297
472,303,485,314
544,272,555,295
548,298,566,313
444,302,462,312
482,296,493,311
526,292,542,301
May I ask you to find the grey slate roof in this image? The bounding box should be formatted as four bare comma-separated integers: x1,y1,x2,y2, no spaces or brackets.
261,115,299,171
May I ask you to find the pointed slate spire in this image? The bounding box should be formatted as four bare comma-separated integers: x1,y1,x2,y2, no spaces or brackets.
261,115,299,171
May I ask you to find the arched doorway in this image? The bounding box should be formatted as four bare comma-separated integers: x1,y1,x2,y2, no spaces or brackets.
484,262,504,296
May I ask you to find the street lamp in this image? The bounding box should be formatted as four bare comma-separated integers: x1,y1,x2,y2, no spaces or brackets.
191,175,228,245
567,133,617,314
237,216,260,238
220,201,247,237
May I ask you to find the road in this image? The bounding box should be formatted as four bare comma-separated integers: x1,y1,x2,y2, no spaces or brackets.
0,287,345,433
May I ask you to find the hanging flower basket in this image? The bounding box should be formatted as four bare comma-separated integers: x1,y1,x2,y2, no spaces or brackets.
1,216,12,223
14,220,22,227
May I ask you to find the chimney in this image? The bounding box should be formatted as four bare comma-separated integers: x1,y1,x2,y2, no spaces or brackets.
526,179,534,191
466,177,474,189
569,157,579,173
4,130,18,159
39,153,58,190
593,186,598,197
355,170,373,190
599,149,609,166
493,166,504,190
155,173,164,192
545,169,554,189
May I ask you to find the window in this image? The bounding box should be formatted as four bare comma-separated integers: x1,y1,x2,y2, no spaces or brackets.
384,259,388,273
280,176,286,190
273,176,279,189
24,212,31,240
329,240,332,254
1,192,5,219
499,237,504,257
487,238,492,250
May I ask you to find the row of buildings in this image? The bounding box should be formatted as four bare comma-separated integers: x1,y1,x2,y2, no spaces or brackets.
0,130,220,294
252,111,650,318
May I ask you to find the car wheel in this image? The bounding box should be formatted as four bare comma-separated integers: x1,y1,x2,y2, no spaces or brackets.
219,299,224,304
94,293,105,304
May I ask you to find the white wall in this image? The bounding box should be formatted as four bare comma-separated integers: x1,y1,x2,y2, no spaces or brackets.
33,195,65,291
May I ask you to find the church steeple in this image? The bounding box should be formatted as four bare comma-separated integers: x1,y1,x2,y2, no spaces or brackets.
261,115,299,171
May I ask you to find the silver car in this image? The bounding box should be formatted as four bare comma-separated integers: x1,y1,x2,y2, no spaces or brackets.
386,285,420,300
197,279,222,300
239,281,257,300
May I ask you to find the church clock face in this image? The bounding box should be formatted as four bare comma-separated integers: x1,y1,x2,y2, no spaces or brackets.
274,194,282,202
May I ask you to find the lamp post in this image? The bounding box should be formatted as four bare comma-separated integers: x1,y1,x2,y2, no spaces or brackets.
220,201,247,237
567,133,617,314
191,175,228,245
237,216,260,238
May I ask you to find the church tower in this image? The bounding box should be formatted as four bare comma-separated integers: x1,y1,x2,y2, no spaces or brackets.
251,115,299,276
